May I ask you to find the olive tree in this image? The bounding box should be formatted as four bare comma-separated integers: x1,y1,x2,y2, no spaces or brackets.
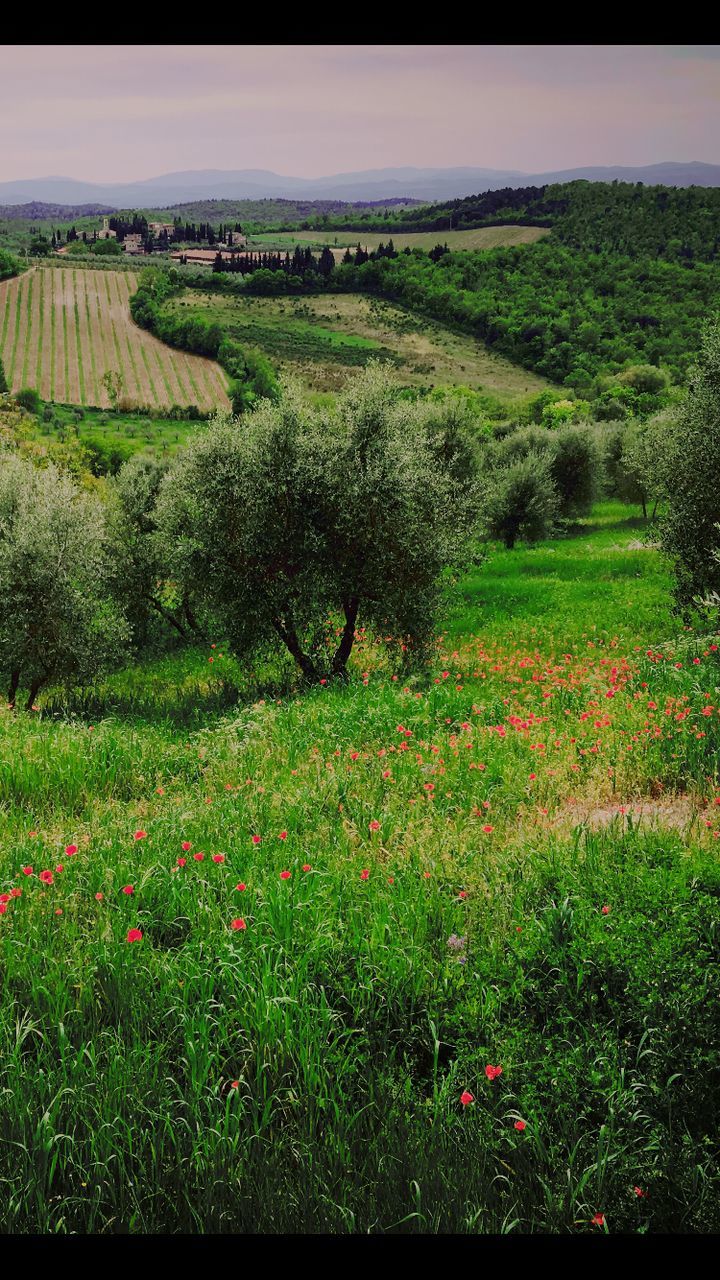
155,366,478,680
109,454,203,647
0,454,128,708
656,317,720,615
482,452,559,550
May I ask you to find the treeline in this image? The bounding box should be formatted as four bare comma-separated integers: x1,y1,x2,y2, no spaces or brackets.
208,245,335,277
129,268,278,414
328,181,720,262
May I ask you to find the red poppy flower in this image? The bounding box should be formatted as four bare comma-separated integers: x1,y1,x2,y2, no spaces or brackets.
634,1187,647,1199
177,857,187,867
601,905,610,915
278,831,288,841
230,1080,239,1089
39,870,53,885
126,928,143,943
212,853,225,863
591,1213,605,1228
302,864,311,872
485,1064,503,1080
181,841,192,852
194,853,204,862
482,824,494,834
514,1120,526,1131
360,869,370,881
134,830,147,841
122,885,134,895
21,867,33,876
95,893,104,901
235,882,246,892
251,835,262,845
368,820,380,832
65,844,78,857
460,1090,474,1106
280,870,291,880
230,918,247,931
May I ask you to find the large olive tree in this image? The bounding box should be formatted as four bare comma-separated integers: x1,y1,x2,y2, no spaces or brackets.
155,366,478,680
0,454,128,708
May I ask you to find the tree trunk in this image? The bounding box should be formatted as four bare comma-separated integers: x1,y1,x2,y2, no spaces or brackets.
147,595,188,638
182,595,203,635
641,497,647,520
25,677,43,711
7,668,20,708
331,597,360,677
272,618,319,682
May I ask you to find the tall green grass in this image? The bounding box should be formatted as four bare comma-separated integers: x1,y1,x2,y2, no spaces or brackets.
0,504,718,1234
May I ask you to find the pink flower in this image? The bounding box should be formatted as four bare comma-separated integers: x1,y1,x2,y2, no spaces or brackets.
368,820,380,832
126,928,143,943
302,864,311,872
251,835,262,845
601,905,610,915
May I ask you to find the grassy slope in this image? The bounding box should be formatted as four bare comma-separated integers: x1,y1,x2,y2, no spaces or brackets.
249,226,551,253
166,291,551,398
0,503,719,1234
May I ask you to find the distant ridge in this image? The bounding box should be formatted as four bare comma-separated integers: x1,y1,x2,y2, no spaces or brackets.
0,200,117,220
1,162,719,207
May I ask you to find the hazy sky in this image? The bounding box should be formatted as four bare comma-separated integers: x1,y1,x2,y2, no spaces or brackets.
1,44,719,181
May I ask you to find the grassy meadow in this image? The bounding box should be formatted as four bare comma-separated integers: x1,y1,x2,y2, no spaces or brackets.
248,225,551,254
166,291,551,397
1,501,719,1233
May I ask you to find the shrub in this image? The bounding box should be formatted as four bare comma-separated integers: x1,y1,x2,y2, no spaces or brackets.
15,387,40,415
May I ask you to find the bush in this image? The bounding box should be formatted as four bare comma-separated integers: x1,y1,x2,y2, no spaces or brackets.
155,365,477,680
15,388,40,415
482,453,559,550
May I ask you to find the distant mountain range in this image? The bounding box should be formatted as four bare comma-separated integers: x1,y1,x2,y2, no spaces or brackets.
1,162,719,208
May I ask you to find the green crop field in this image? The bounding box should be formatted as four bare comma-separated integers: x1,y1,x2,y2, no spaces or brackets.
1,501,719,1232
248,225,551,254
0,265,230,412
167,291,551,396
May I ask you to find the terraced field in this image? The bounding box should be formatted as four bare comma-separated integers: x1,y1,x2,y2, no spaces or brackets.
0,266,230,411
